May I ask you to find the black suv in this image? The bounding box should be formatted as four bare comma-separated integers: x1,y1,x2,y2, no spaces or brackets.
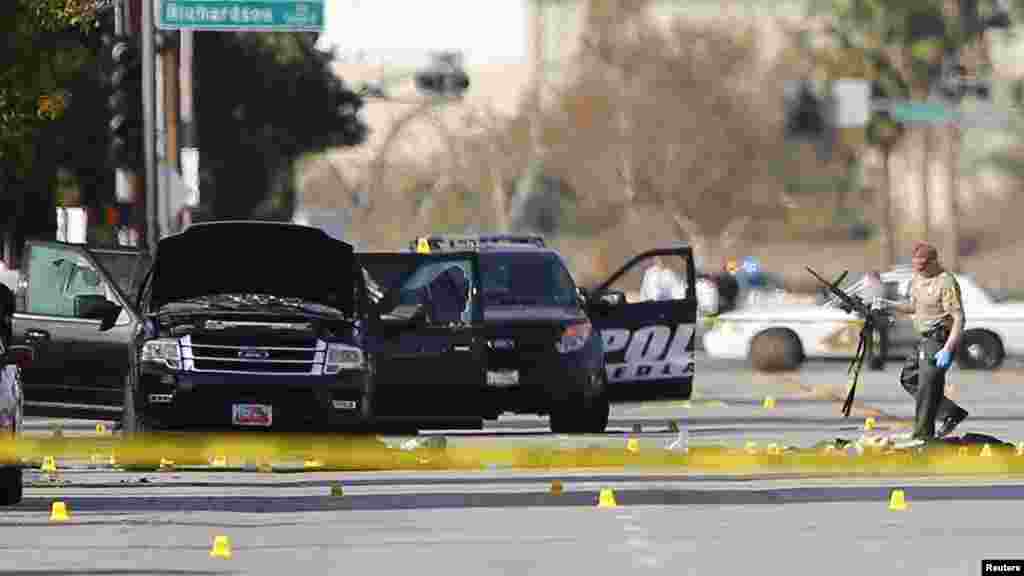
398,235,698,433
109,221,373,432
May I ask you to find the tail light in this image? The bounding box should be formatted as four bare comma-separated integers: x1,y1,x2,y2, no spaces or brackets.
556,322,592,354
8,346,33,369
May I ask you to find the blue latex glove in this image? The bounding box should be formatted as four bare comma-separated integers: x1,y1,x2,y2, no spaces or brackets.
934,349,953,369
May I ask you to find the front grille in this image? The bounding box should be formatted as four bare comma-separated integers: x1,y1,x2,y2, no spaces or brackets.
182,334,324,375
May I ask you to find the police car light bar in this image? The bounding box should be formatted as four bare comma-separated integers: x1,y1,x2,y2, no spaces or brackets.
477,234,546,247
410,234,546,252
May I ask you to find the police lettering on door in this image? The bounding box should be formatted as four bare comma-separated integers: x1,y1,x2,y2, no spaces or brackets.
601,324,695,383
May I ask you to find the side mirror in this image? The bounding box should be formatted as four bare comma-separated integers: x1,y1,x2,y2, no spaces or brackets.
379,303,426,327
595,290,626,307
576,287,588,305
3,345,34,369
75,294,112,319
93,301,124,332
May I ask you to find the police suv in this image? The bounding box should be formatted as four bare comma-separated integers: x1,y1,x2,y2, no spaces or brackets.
381,235,698,433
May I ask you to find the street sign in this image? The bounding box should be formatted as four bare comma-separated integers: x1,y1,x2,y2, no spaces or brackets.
833,79,870,128
156,0,324,32
886,100,958,124
957,101,1021,130
874,99,1022,129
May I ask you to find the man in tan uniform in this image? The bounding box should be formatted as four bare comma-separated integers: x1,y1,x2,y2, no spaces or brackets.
876,242,969,441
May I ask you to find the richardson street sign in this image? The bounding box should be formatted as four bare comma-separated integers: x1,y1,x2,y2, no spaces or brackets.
156,0,324,32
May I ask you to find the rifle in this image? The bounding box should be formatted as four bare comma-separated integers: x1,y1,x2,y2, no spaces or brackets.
805,267,890,418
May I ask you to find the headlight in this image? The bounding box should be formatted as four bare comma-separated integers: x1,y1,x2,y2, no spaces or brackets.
556,322,592,354
140,338,181,370
325,343,365,374
0,408,12,432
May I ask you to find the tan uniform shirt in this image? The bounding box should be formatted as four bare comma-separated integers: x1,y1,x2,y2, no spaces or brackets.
909,270,964,335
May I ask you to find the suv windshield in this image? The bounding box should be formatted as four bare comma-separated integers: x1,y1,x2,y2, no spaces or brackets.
93,251,151,300
157,293,346,317
480,252,578,307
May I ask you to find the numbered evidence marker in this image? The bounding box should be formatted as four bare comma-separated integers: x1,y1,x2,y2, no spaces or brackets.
601,324,695,383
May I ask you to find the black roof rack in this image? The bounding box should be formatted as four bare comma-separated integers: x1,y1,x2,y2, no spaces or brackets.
409,234,546,252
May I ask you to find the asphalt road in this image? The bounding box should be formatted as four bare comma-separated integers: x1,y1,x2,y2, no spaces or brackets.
8,355,1024,575
5,473,1024,575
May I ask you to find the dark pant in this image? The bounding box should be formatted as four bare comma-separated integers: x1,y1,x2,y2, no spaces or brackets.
867,325,889,370
899,335,968,439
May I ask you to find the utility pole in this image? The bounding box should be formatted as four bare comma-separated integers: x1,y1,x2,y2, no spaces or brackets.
112,0,140,248
141,0,158,255
530,0,544,160
163,35,179,191
179,29,199,225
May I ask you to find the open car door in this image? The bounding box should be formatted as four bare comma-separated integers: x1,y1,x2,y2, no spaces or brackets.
587,246,697,403
12,241,141,416
358,251,486,428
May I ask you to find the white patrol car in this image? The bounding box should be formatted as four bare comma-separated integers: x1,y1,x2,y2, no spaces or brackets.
702,266,1022,371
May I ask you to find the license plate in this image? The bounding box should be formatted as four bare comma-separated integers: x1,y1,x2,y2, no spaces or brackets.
486,370,519,388
232,404,272,427
332,400,357,410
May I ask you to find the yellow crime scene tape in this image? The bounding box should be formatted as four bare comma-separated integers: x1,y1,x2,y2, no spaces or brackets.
3,433,1024,476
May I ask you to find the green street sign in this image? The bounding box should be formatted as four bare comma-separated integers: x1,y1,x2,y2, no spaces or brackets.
156,0,325,32
887,101,958,125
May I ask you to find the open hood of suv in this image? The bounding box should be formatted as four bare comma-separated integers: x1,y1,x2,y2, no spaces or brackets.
147,221,356,315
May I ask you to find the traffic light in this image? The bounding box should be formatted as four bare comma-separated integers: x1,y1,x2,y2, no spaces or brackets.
783,80,826,139
415,69,471,97
443,68,470,94
933,53,992,102
962,0,1011,38
415,70,444,94
106,35,143,169
414,52,471,98
987,0,1012,29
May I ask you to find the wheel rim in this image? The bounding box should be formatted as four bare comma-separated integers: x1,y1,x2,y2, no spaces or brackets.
966,341,998,369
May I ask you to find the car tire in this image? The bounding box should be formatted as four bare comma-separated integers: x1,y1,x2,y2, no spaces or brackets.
121,373,150,436
750,328,803,372
0,466,23,506
586,395,610,434
549,393,609,435
358,379,376,433
957,330,1004,371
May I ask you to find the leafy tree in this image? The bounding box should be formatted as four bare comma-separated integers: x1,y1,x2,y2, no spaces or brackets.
195,32,368,221
2,10,366,262
804,0,1022,270
0,0,104,262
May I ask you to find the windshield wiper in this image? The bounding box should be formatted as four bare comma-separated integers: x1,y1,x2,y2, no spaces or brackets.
158,297,244,313
484,293,548,306
262,300,347,318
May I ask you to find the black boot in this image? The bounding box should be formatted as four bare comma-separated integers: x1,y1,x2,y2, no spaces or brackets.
936,408,969,439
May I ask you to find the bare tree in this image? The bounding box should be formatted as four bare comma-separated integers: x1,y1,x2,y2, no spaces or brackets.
551,12,788,266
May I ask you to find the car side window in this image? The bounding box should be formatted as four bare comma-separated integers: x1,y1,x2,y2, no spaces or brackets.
398,259,475,325
549,262,577,306
26,245,114,318
604,254,690,304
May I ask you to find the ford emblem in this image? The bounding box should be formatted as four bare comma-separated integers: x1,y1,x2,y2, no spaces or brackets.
489,339,515,350
238,348,270,360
